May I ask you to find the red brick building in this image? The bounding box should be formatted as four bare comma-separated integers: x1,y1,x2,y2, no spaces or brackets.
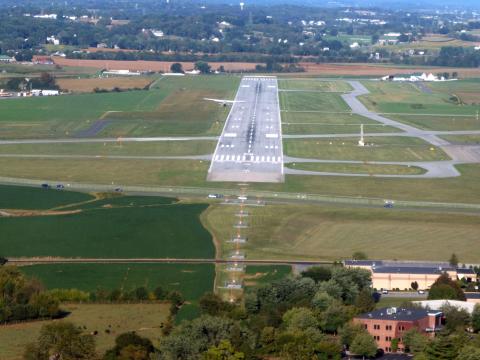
353,307,442,353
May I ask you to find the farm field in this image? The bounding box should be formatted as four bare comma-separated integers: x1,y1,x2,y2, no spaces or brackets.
280,91,350,112
202,202,480,262
283,137,448,161
278,79,352,92
360,80,480,116
286,162,426,175
0,140,216,157
0,184,93,209
281,111,400,134
57,76,155,92
1,194,214,258
21,263,214,301
0,303,171,360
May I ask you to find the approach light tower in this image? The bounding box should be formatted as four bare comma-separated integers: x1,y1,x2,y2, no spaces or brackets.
358,124,365,147
240,2,245,11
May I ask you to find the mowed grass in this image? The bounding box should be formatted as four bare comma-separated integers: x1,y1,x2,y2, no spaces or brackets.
0,303,170,360
427,79,480,105
0,141,216,156
278,80,352,92
21,263,214,300
1,200,214,258
376,297,421,309
287,162,426,175
280,91,350,112
283,137,448,161
0,75,240,139
386,114,480,131
360,80,480,116
441,135,480,144
202,203,480,262
281,111,400,134
0,184,93,209
244,265,292,287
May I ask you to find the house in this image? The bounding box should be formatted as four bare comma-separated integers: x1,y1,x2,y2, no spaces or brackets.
353,307,443,353
46,36,60,45
31,89,60,96
0,55,16,63
32,56,54,65
344,260,477,290
466,293,480,304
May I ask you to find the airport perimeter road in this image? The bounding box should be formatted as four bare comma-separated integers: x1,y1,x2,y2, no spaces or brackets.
207,76,284,183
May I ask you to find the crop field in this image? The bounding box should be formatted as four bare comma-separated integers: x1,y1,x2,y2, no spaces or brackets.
281,111,400,134
1,194,214,258
283,137,448,161
280,91,350,112
360,80,480,116
278,79,352,92
203,202,480,262
286,162,426,175
0,303,171,359
57,76,155,92
21,263,214,301
0,140,216,157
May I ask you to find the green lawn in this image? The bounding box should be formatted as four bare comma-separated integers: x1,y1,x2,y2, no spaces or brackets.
202,202,480,262
360,80,480,116
280,91,350,112
0,75,240,139
286,162,426,175
1,199,214,258
278,80,352,92
441,135,480,144
386,114,480,131
0,184,93,209
0,141,216,156
0,303,171,360
283,137,448,161
376,297,422,308
281,111,400,134
244,265,292,286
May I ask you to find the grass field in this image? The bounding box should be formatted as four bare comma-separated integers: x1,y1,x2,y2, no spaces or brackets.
280,91,350,112
57,76,155,93
278,80,352,92
440,135,480,144
0,75,239,139
283,137,448,161
386,114,480,131
281,111,400,134
243,265,292,287
0,141,216,157
286,162,426,175
360,80,480,116
1,195,214,258
376,297,421,308
202,202,480,262
0,303,171,359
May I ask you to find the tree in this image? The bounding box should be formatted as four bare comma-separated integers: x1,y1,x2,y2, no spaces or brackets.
350,332,377,359
442,305,470,332
300,267,331,283
134,287,149,301
403,328,428,354
354,289,375,313
457,346,480,360
203,340,244,360
311,291,334,311
319,302,353,333
154,286,165,300
411,281,419,291
0,256,7,266
104,332,154,360
195,61,211,74
428,273,465,301
423,332,466,360
339,323,366,349
391,338,399,353
472,304,480,333
25,322,96,360
352,251,368,260
282,307,318,331
199,292,232,316
170,62,183,73
449,253,459,267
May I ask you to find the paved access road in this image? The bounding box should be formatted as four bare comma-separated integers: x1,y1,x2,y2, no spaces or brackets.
207,76,284,183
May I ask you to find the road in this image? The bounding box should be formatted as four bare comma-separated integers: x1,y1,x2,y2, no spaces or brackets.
207,76,284,183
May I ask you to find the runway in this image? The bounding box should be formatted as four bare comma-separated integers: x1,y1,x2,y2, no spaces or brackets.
207,76,284,183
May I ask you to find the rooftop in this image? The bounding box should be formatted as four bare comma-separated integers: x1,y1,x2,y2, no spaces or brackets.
356,307,441,321
373,266,448,275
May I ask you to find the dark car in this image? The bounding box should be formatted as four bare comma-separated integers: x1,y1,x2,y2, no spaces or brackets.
56,184,65,190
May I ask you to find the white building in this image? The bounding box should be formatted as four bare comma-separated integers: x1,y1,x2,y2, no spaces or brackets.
32,89,60,96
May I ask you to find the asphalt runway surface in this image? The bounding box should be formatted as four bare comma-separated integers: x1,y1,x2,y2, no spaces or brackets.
207,76,284,183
